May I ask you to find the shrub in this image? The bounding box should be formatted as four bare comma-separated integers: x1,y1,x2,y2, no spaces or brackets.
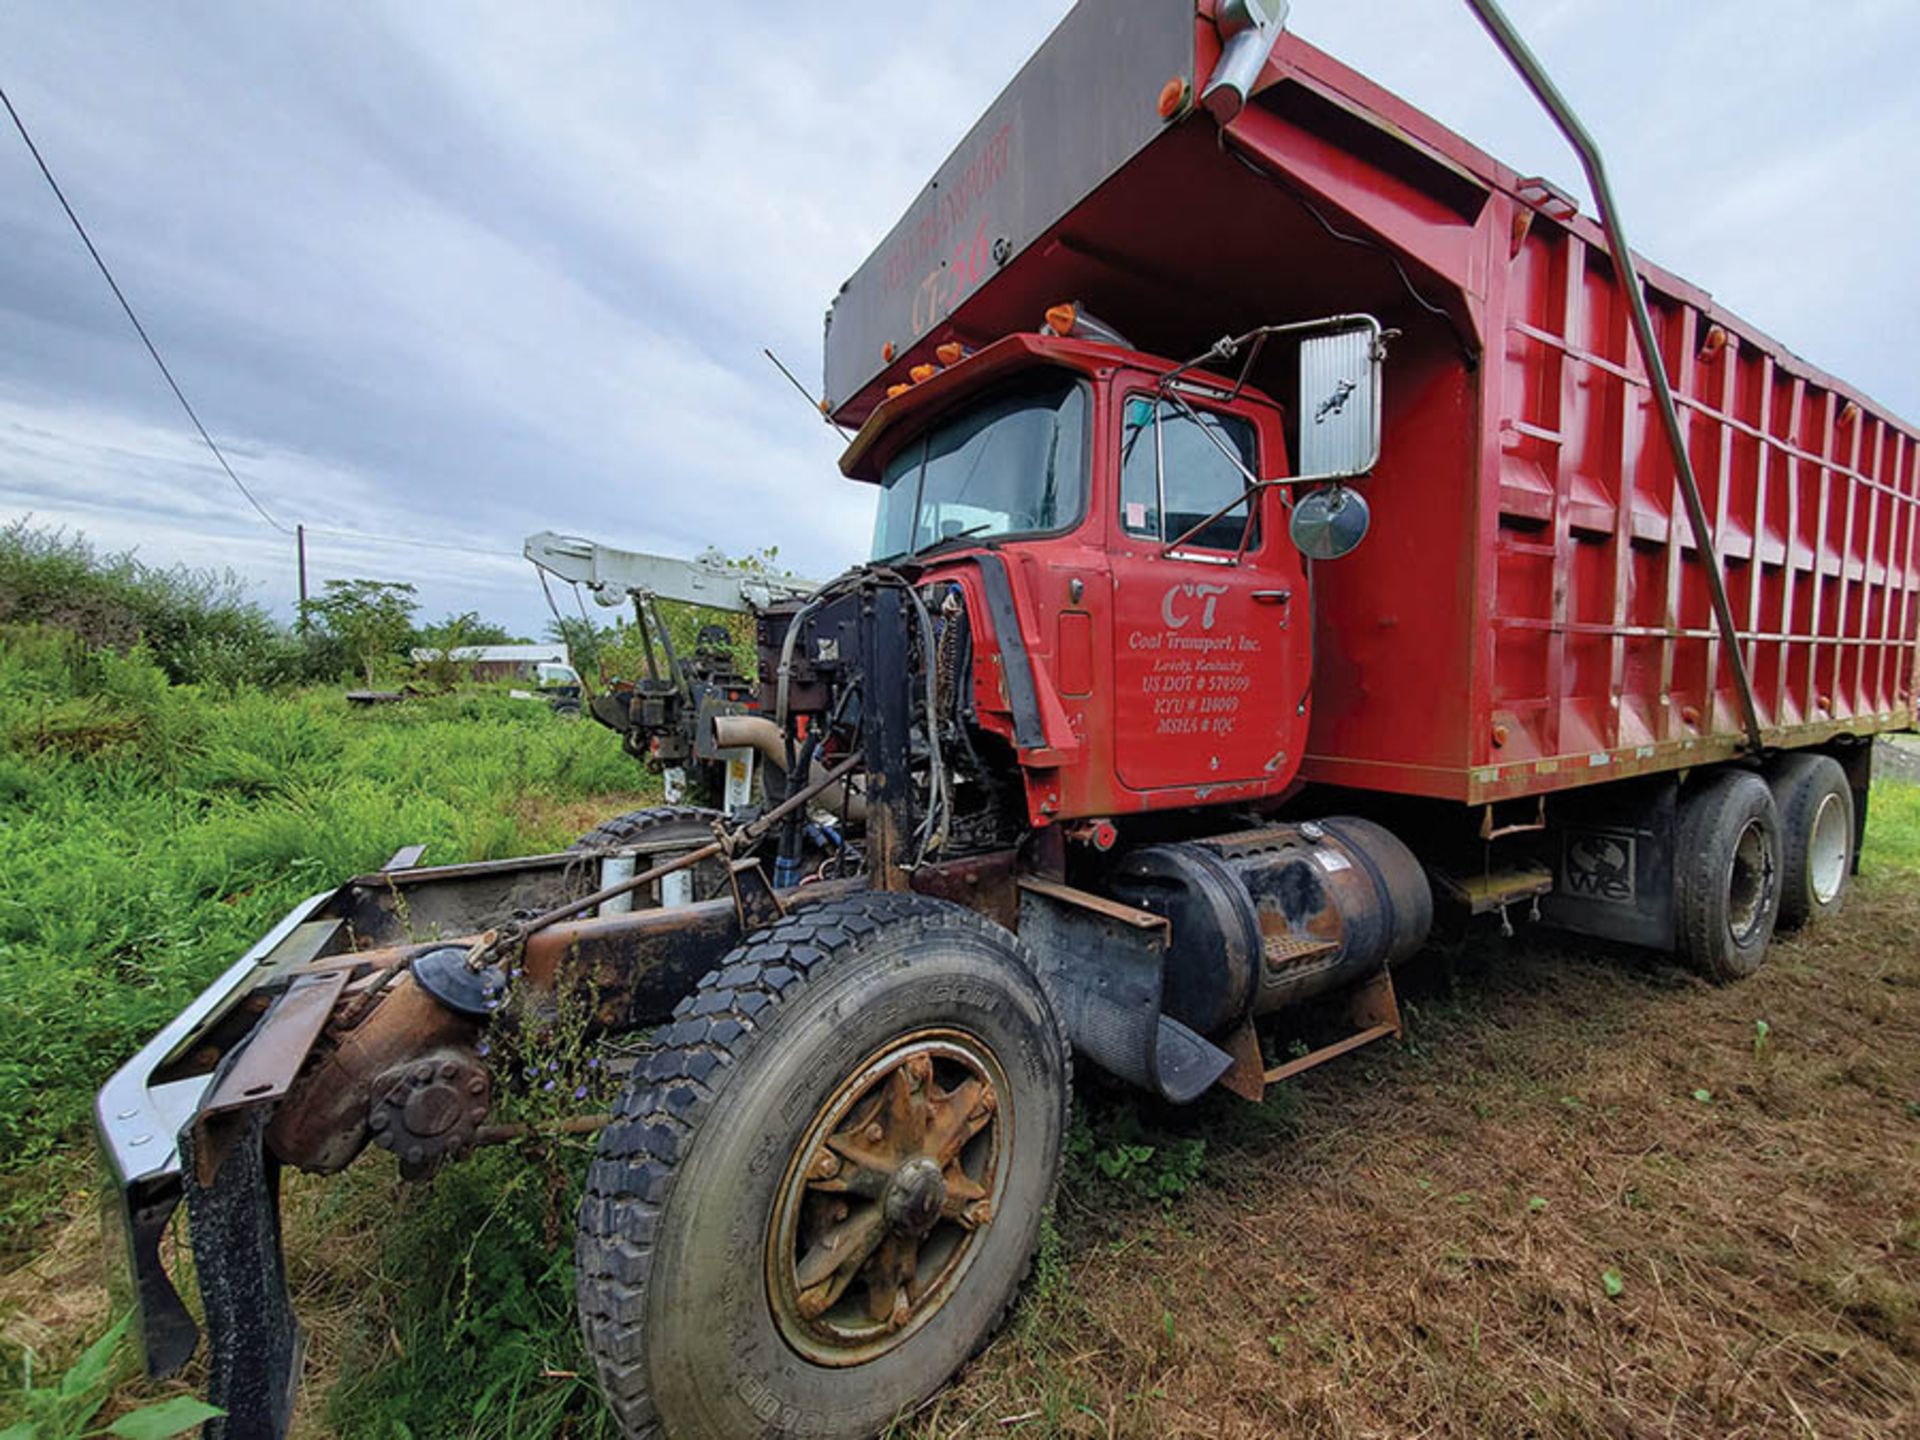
0,520,295,689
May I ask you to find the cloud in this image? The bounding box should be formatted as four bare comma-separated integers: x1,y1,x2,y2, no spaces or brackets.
2,0,1916,635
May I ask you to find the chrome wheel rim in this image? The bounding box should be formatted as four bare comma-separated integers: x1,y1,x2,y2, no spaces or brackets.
766,1029,1008,1367
1807,791,1850,905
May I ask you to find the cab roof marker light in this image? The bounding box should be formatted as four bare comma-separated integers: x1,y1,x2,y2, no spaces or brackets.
1042,301,1136,351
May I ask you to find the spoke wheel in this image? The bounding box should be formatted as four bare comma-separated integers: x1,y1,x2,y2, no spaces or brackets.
768,1030,1007,1366
575,893,1070,1440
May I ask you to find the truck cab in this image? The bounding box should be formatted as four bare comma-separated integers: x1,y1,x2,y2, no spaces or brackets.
838,324,1313,826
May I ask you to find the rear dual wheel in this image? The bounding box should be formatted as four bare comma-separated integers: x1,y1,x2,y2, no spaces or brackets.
576,893,1069,1439
1675,770,1782,982
1765,752,1855,931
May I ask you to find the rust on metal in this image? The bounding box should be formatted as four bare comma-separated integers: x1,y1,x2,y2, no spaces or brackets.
1262,967,1404,1086
726,857,787,930
908,849,1019,931
767,1030,1006,1365
265,974,479,1174
1260,932,1340,969
1215,1018,1266,1103
201,970,350,1117
367,1046,491,1178
1014,876,1168,934
472,1113,613,1147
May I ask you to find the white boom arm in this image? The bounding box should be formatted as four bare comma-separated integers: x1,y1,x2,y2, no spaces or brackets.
523,531,818,613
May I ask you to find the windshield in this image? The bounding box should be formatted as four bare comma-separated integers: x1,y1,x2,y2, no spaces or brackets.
871,373,1089,560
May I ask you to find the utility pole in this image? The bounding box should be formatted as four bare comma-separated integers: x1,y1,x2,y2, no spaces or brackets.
296,524,308,632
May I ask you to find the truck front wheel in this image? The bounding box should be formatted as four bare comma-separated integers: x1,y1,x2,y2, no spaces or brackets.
576,893,1069,1439
1675,770,1782,982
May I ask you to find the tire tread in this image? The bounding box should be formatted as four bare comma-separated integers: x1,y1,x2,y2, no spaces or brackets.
574,891,1070,1439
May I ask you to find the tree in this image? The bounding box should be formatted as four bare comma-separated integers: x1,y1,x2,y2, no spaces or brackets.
415,610,522,652
544,614,605,673
302,578,418,686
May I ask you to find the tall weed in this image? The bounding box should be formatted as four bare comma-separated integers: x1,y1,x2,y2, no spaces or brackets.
0,628,643,1233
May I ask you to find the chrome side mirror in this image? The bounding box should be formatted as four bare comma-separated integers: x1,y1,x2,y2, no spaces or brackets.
1295,318,1385,484
1289,484,1371,561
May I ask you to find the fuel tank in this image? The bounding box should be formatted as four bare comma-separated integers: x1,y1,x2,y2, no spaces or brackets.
1105,817,1432,1037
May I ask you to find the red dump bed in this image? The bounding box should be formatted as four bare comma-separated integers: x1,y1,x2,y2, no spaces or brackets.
825,0,1920,805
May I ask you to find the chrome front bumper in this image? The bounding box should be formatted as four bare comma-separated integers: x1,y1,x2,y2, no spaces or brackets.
94,890,334,1379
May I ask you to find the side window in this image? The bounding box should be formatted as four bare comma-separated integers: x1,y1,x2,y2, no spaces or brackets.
1118,396,1260,551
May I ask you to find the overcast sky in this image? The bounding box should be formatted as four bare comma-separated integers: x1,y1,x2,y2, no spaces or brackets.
4,1,1916,636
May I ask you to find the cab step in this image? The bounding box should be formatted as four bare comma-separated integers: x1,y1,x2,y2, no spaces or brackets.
1216,965,1404,1101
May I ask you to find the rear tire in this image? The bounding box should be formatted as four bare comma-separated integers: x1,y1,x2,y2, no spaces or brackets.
569,805,728,904
576,893,1070,1440
1765,752,1854,931
1674,770,1782,982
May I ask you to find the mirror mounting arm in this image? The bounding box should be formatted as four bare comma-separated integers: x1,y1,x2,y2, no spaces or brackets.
1158,475,1308,561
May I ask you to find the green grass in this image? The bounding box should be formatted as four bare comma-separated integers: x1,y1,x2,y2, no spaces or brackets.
4,612,1917,1436
1863,776,1920,873
0,624,644,1233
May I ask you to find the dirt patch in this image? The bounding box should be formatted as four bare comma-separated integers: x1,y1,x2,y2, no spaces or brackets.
0,1191,111,1359
910,878,1920,1438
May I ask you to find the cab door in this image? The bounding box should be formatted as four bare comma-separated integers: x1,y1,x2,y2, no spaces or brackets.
1107,387,1304,793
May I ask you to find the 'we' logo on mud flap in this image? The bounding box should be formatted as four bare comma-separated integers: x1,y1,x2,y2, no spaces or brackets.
1563,831,1636,904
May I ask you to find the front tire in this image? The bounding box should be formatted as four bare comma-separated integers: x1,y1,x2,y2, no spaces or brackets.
576,894,1069,1439
1765,752,1855,930
1675,770,1782,982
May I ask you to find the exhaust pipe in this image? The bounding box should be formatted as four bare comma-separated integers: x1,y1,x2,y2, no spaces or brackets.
1202,0,1290,125
712,714,867,820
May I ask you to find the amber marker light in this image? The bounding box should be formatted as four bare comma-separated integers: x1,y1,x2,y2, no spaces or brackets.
1045,303,1076,337
936,342,965,367
1156,76,1189,119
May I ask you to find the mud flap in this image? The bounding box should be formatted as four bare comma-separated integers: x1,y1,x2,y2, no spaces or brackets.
181,1106,302,1440
1018,878,1231,1103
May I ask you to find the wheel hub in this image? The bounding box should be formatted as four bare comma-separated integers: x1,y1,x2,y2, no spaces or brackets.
1726,816,1776,946
767,1030,1007,1367
884,1157,949,1237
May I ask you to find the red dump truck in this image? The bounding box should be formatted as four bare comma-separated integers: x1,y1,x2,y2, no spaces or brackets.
98,3,1917,1436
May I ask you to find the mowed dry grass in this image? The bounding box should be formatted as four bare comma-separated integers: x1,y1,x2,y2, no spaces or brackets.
3,823,1914,1437
907,878,1920,1439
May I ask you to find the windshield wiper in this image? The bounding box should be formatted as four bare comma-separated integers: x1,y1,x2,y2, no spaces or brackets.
908,523,993,561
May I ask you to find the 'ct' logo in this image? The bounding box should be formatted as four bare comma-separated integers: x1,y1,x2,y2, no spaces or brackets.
1162,582,1229,631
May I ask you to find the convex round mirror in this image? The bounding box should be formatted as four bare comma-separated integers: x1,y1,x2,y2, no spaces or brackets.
1289,484,1371,560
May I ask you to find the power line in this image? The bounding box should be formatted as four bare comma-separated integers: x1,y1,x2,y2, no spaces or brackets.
1,82,293,535
5,84,540,575
300,524,523,561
